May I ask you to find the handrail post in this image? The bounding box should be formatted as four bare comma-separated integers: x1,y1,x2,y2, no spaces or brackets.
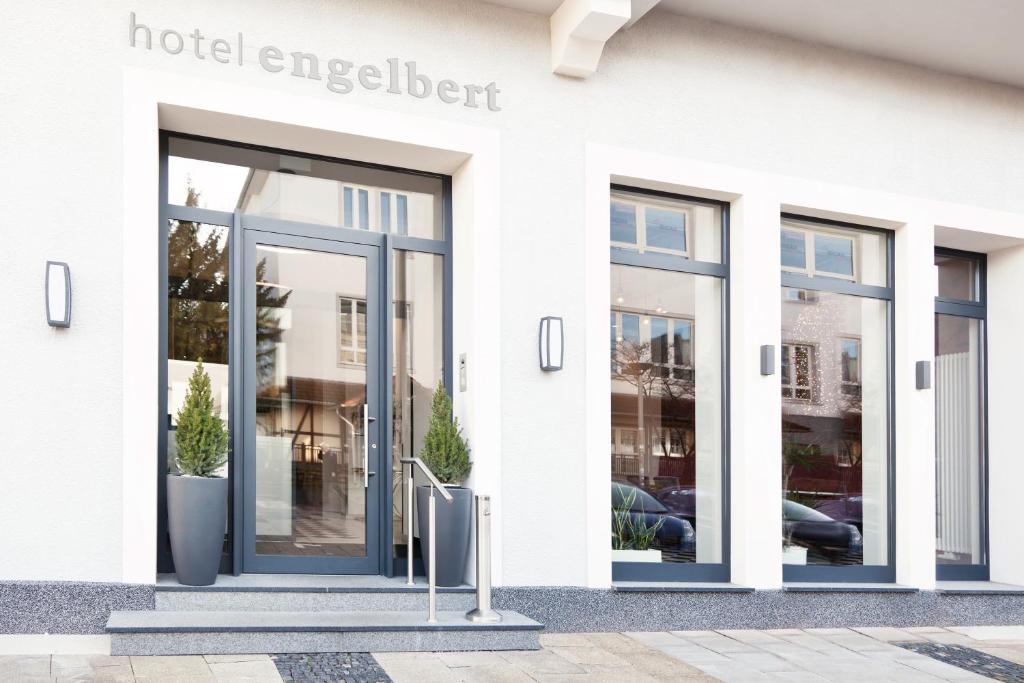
427,484,437,623
466,495,501,623
406,462,414,586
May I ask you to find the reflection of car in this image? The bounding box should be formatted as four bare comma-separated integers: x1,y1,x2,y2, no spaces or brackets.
654,486,696,527
783,500,862,552
612,482,695,552
814,496,863,532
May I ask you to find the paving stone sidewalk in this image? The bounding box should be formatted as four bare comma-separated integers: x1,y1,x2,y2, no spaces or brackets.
9,626,1024,681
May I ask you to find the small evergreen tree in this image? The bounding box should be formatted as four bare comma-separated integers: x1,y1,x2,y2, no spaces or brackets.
175,360,229,477
419,381,471,484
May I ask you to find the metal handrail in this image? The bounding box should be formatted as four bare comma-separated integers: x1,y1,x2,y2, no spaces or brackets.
399,457,453,623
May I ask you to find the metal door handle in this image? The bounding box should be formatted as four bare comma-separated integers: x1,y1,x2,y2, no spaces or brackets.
363,404,370,488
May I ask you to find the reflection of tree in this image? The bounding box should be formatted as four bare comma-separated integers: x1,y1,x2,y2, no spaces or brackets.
167,183,290,386
612,335,695,485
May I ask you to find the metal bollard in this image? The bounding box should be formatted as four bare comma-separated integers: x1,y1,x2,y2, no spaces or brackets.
428,485,437,623
466,495,501,623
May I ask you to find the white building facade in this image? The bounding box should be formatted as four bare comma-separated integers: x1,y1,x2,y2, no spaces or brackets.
4,0,1024,651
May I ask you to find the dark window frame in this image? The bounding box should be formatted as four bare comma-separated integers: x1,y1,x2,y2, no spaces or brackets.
609,184,731,583
780,214,896,583
934,247,988,581
158,132,453,577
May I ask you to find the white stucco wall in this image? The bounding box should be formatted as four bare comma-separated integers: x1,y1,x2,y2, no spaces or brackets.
2,0,1024,585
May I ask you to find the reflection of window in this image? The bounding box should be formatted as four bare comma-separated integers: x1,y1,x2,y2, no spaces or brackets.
342,183,410,234
781,225,856,280
612,428,638,455
653,429,685,458
611,310,694,381
783,288,819,303
840,338,861,397
338,296,367,365
781,343,814,401
610,198,688,257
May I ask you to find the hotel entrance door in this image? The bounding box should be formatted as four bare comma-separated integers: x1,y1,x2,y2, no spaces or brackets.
241,227,382,574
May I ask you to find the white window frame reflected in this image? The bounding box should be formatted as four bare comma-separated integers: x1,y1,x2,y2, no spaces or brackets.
781,342,815,402
839,337,862,397
610,197,690,258
337,295,367,366
781,223,858,282
611,309,695,382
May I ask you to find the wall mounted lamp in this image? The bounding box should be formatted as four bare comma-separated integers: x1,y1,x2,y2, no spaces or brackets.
539,316,564,372
46,261,72,328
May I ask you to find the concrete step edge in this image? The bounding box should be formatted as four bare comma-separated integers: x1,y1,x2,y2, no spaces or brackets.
106,609,542,634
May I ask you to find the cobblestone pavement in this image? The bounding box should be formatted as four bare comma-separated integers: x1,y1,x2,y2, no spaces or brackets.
898,642,1024,682
273,653,389,683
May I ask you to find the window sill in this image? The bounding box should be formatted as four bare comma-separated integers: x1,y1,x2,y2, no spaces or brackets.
612,582,753,593
783,583,917,593
935,581,1024,595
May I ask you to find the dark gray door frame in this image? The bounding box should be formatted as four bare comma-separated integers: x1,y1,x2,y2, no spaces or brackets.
158,132,453,578
934,247,988,582
240,224,383,575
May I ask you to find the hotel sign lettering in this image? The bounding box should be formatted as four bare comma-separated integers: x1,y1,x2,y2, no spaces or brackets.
128,12,502,112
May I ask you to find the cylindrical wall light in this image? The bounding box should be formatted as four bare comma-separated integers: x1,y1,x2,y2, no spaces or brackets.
46,261,72,328
539,316,564,372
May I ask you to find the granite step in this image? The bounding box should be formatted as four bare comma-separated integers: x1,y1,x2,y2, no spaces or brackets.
106,609,542,655
155,573,476,612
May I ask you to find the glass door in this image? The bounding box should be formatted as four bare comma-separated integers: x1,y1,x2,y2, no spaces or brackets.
242,229,381,573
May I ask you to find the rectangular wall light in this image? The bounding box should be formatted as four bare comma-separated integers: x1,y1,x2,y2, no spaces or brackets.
46,261,71,328
539,316,564,372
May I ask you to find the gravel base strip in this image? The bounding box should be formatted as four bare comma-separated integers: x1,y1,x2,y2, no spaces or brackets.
271,653,391,683
897,642,1024,682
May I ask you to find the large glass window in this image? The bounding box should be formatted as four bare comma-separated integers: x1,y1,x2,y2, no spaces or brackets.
609,188,727,581
934,251,987,579
781,218,892,580
168,137,444,240
391,250,445,562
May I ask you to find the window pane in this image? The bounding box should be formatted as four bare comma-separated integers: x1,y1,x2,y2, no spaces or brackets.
935,254,979,302
645,207,686,252
166,219,231,559
781,289,889,568
814,234,854,277
935,314,985,566
610,201,637,245
611,191,722,262
392,251,444,560
610,264,723,565
168,136,443,240
380,192,391,233
781,219,888,286
781,230,806,269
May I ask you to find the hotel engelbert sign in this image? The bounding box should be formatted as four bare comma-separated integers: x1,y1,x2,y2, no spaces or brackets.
128,12,502,112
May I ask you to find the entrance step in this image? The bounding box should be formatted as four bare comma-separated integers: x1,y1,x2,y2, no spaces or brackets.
156,574,475,612
106,609,542,655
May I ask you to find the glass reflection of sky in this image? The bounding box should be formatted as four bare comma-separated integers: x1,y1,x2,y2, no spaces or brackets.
168,156,250,210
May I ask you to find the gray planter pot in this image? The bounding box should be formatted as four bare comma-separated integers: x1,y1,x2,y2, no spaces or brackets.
416,485,472,587
167,474,228,586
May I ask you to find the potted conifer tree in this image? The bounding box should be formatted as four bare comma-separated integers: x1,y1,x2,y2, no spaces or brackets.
168,360,229,586
416,381,472,587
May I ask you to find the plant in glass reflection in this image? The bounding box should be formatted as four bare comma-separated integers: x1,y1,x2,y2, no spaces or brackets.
419,381,471,485
175,360,229,477
612,483,664,551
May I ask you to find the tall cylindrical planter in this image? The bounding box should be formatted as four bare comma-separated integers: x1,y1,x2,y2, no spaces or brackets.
167,474,228,586
416,485,472,587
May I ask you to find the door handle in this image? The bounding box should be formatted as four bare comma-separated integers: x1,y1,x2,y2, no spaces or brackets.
363,404,370,488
